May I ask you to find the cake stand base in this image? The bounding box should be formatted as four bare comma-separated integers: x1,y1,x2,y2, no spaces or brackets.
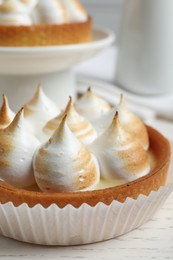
0,28,115,111
0,69,76,111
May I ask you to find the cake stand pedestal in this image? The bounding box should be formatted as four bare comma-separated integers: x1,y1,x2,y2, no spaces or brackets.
0,28,115,111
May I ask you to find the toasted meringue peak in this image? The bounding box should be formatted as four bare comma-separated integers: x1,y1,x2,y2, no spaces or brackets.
90,112,150,181
117,94,149,150
0,0,88,25
36,0,68,24
20,0,38,10
93,106,117,136
37,0,88,24
62,0,87,22
0,108,40,188
43,96,97,145
75,87,111,123
0,0,33,25
46,113,68,147
0,0,23,12
0,95,15,129
33,116,100,192
24,84,60,139
36,0,87,24
93,94,149,150
5,107,24,132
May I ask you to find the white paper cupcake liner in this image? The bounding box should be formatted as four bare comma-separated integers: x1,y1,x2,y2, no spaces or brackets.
0,183,173,246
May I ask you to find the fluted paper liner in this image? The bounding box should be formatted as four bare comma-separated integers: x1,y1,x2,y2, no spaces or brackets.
0,182,172,246
0,144,173,246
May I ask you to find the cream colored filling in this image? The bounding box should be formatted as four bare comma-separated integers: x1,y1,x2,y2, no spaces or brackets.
24,150,156,192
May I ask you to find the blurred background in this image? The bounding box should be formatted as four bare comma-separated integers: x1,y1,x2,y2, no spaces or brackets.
77,0,173,141
81,0,123,34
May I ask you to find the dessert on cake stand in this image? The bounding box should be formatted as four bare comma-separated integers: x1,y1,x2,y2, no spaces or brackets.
0,28,115,111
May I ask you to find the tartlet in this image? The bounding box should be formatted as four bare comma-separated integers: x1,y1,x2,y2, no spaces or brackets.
0,126,171,208
0,87,172,246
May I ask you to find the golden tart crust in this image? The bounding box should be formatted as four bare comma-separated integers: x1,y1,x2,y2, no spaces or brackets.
0,17,92,46
0,126,171,208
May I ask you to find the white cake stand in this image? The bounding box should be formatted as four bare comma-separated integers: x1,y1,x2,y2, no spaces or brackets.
0,28,115,111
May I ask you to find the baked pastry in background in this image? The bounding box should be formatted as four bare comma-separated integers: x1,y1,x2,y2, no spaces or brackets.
0,0,92,46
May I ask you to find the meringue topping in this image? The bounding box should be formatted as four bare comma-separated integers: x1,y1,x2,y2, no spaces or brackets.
24,84,60,139
33,115,100,192
36,0,68,24
0,0,88,25
20,0,38,11
0,108,40,187
117,95,149,150
0,95,15,129
43,96,97,145
62,0,88,22
93,94,149,150
75,87,111,123
0,0,35,25
93,106,117,136
35,0,87,24
90,112,150,181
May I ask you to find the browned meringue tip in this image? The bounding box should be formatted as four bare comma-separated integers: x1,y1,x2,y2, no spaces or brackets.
14,107,24,119
2,94,6,102
0,94,13,126
24,84,43,112
29,84,43,103
48,114,68,144
35,84,42,98
68,96,72,102
112,111,120,125
1,94,8,113
5,107,24,132
113,111,119,119
87,86,91,92
2,94,7,105
108,110,127,136
65,96,73,114
21,0,31,4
